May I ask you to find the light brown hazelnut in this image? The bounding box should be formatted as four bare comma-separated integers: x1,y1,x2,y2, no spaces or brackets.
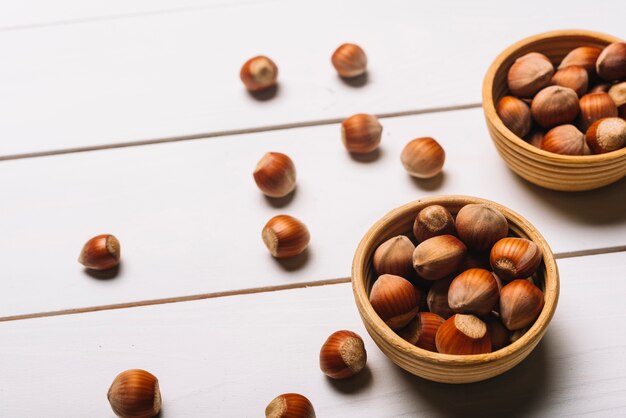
78,234,120,271
413,205,456,243
490,237,542,282
435,314,491,355
412,235,467,280
596,42,626,81
240,56,278,92
586,117,626,154
253,152,297,198
579,93,618,131
541,124,586,155
265,393,316,418
400,137,445,178
341,113,382,154
398,312,445,352
426,276,455,319
551,65,588,97
447,268,500,316
319,330,367,379
369,274,421,330
499,280,545,331
331,43,367,78
372,235,415,278
507,53,554,97
455,204,509,252
496,96,532,137
108,369,161,418
559,46,602,78
262,215,310,258
531,85,580,129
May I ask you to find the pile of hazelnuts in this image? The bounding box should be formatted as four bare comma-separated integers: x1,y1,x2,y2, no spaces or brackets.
497,42,626,155
369,203,545,355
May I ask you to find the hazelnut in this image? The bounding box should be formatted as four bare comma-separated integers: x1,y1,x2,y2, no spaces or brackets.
525,130,545,148
586,117,626,154
435,314,491,355
531,85,580,129
589,83,611,94
596,42,626,81
78,234,121,270
490,237,542,282
240,56,278,92
455,204,508,252
369,274,421,330
341,113,382,154
540,124,586,155
559,46,602,78
447,268,500,316
496,96,532,137
262,215,310,258
426,276,455,319
107,369,161,418
412,235,467,280
265,393,316,418
398,312,445,352
319,330,367,379
516,52,551,64
413,205,456,243
608,82,626,108
331,43,367,78
499,280,545,331
400,137,446,178
253,152,297,198
372,235,415,278
484,316,511,351
507,53,554,97
579,93,618,131
551,65,588,97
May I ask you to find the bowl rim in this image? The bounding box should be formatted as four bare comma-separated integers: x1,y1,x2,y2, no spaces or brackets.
351,195,560,366
482,29,626,162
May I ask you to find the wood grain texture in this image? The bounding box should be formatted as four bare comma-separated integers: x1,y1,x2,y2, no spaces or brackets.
483,30,626,191
0,108,624,318
1,1,626,157
0,253,624,417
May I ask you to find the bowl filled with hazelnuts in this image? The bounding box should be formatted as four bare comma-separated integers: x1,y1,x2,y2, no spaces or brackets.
483,29,626,191
351,195,559,383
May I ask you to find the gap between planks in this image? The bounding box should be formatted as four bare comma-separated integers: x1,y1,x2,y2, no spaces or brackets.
0,245,624,323
0,103,481,162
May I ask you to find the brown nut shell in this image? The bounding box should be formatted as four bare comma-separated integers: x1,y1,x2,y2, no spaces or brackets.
262,215,310,258
579,93,618,131
319,330,367,379
490,237,542,282
447,268,500,316
398,312,445,352
531,85,580,129
400,137,445,179
265,393,316,418
525,130,545,149
413,205,456,243
596,42,626,81
240,56,278,92
370,274,421,330
372,235,415,278
412,235,467,280
608,82,626,108
586,117,626,154
253,152,297,198
485,316,511,351
426,276,455,319
551,65,588,97
499,280,545,331
455,204,509,252
108,369,161,418
541,124,586,155
435,314,492,355
78,234,121,270
341,113,382,154
559,46,602,78
331,43,367,78
507,54,554,97
496,96,532,138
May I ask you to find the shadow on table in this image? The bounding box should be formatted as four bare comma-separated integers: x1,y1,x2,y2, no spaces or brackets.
339,72,369,88
392,335,558,418
84,264,122,280
264,188,297,208
326,366,373,394
247,84,280,101
410,172,447,191
274,248,310,272
350,148,383,163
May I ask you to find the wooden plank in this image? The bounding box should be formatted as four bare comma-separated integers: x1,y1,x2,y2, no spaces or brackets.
0,107,624,318
1,0,625,157
1,253,624,417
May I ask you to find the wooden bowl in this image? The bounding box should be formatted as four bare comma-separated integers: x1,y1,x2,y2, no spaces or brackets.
483,29,626,191
351,195,559,383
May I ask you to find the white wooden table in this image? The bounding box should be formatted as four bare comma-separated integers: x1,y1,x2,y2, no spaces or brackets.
1,1,625,416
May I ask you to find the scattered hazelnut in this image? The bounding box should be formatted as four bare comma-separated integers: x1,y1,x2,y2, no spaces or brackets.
107,369,161,418
398,312,445,352
496,96,532,137
559,46,602,78
586,117,626,154
240,56,278,92
341,113,382,154
426,276,455,319
531,85,580,129
400,137,446,178
499,280,545,331
262,215,310,258
372,235,415,278
369,274,421,330
455,204,509,252
579,93,618,131
551,65,588,97
319,330,367,379
412,235,467,280
490,237,542,282
507,53,554,97
540,124,586,155
265,393,316,418
78,234,121,270
253,152,297,198
435,314,491,355
596,42,626,81
331,43,367,78
413,205,456,243
447,268,500,316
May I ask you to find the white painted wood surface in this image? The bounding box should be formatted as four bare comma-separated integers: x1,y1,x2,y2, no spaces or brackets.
1,253,624,417
1,108,624,318
0,0,624,157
